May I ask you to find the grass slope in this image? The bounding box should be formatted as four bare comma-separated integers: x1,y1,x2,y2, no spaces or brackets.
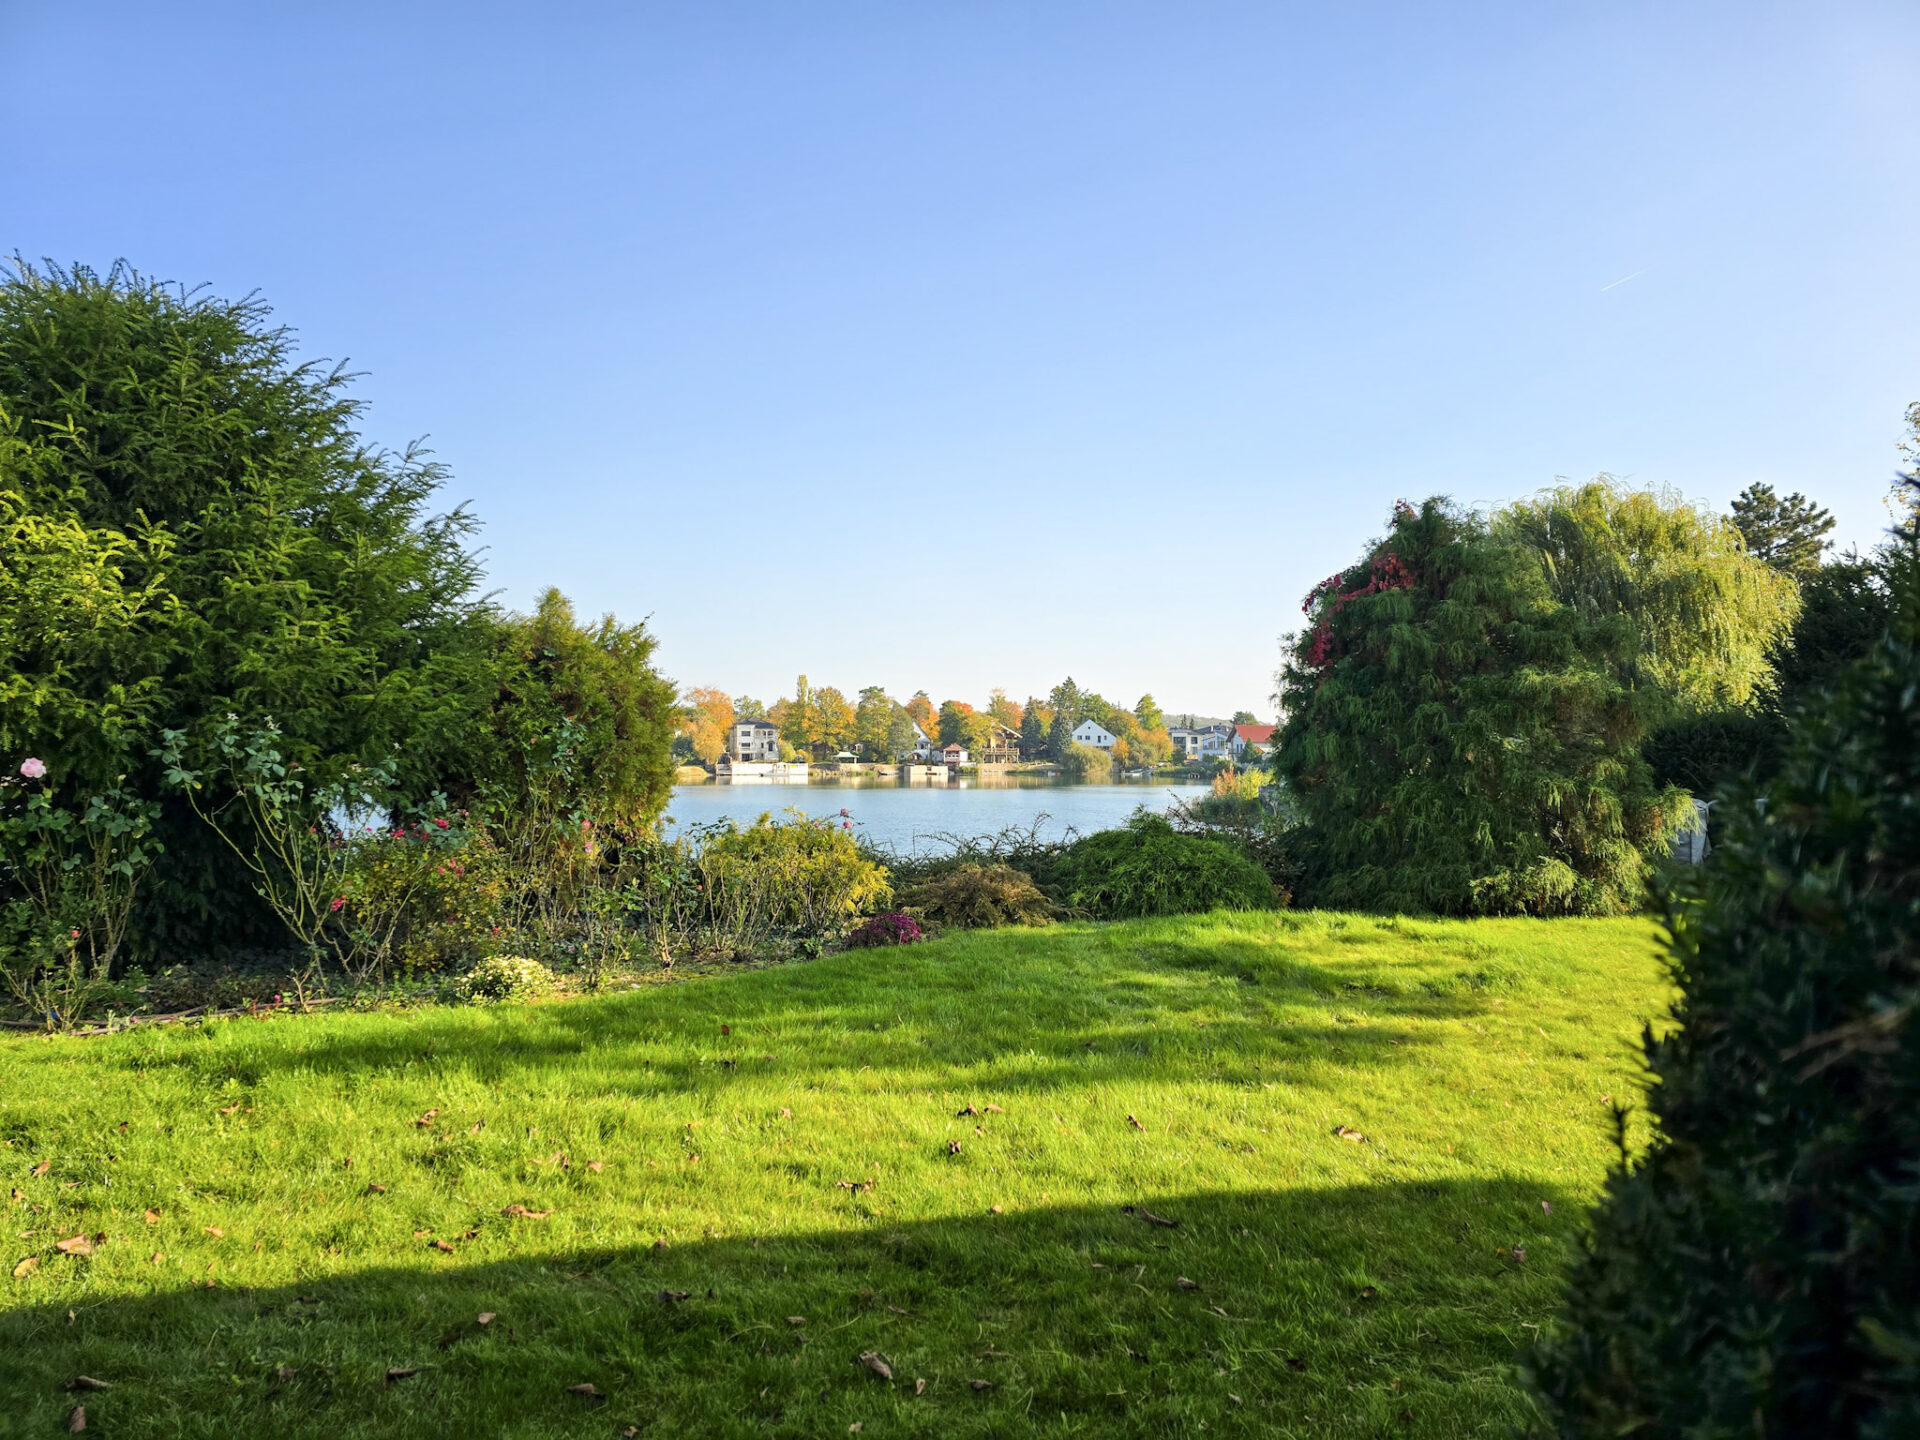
0,912,1668,1438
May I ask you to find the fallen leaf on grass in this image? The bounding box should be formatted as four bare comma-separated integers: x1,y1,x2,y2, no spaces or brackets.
1176,1276,1199,1291
143,1209,161,1225
414,1108,440,1128
886,1304,913,1316
414,1229,433,1238
587,1161,604,1174
468,1121,485,1134
1541,1200,1553,1216
914,1378,926,1396
67,1405,85,1432
565,1382,602,1398
13,1256,39,1278
984,1103,1002,1113
55,1235,94,1257
548,1152,570,1170
218,1104,241,1117
946,1141,962,1156
786,1316,805,1326
1359,1285,1378,1301
65,1376,110,1392
1133,1208,1180,1228
500,1205,552,1219
431,1240,455,1254
365,1184,387,1195
149,1252,163,1264
835,1179,875,1193
30,1162,50,1178
1229,1392,1243,1404
384,1367,419,1384
656,1290,690,1304
9,1188,22,1204
969,1379,993,1392
1334,1125,1367,1144
1127,1115,1145,1131
477,1312,496,1325
989,1204,1003,1215
857,1351,893,1381
1209,1305,1230,1318
203,1226,224,1238
1511,1245,1528,1265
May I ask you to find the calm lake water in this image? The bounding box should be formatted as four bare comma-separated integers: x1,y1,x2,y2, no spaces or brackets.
665,775,1210,855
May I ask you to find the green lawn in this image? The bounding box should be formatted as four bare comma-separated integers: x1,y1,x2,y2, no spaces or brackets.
1,911,1669,1438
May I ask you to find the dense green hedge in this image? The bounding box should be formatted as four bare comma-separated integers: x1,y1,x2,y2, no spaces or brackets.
1050,812,1275,919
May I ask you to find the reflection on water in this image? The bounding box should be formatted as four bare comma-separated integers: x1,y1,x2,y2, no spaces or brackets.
665,777,1210,855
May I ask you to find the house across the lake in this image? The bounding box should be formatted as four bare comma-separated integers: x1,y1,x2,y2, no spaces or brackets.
940,742,969,766
729,718,781,762
1231,723,1276,759
1169,723,1233,760
979,724,1021,766
1071,719,1117,750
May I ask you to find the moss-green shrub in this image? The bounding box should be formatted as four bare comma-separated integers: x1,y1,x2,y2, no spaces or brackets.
1526,564,1920,1435
900,864,1057,929
700,811,891,938
1050,812,1275,919
453,955,554,1003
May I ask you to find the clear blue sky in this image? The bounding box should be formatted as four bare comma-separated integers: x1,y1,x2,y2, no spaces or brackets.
6,3,1917,718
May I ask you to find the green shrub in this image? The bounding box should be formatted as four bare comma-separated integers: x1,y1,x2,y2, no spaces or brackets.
1056,742,1113,780
1049,812,1275,919
700,811,892,940
452,954,553,1003
900,864,1057,929
1526,562,1920,1435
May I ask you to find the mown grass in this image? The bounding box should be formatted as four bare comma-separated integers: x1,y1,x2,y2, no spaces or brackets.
0,911,1669,1438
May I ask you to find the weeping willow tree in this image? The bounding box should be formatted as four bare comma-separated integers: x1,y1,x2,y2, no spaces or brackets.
1493,480,1799,720
1273,498,1690,915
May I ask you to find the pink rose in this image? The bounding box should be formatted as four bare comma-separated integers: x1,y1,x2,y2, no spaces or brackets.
19,757,46,779
329,897,346,913
433,817,450,829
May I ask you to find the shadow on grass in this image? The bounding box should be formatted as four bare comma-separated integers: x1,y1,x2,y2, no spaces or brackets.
1,1178,1571,1439
111,925,1525,1106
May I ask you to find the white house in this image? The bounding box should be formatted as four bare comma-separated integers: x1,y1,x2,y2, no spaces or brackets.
940,742,969,766
911,723,934,760
729,718,780,761
1169,724,1232,760
1071,719,1117,750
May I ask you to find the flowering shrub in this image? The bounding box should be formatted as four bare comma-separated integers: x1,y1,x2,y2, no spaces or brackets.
846,912,922,948
452,954,554,1002
1302,549,1417,671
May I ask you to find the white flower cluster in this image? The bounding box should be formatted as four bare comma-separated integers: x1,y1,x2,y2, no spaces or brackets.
453,955,555,1003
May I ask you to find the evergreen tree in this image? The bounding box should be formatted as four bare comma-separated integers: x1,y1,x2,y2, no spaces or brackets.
1730,480,1836,576
1274,498,1687,915
1047,677,1083,729
1528,545,1920,1436
1019,702,1048,759
1047,710,1074,762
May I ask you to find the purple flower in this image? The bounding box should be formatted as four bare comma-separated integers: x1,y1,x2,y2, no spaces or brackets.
18,757,46,780
839,808,850,817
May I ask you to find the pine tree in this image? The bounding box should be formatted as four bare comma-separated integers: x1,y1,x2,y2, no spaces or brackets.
1020,701,1048,759
1730,481,1835,576
1047,710,1074,762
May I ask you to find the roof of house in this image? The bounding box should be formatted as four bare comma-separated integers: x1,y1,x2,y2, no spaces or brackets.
1234,724,1276,743
735,718,778,730
1072,718,1114,732
941,742,966,752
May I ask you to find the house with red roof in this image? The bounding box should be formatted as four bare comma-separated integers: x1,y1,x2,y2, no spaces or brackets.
1231,723,1276,760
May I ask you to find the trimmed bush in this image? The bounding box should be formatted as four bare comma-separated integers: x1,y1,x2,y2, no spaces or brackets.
1050,812,1275,919
1526,572,1920,1434
900,864,1057,929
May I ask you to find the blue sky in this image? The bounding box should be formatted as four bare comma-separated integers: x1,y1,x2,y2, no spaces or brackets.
6,2,1917,718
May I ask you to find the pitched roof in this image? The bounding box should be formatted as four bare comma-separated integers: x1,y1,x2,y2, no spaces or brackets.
1234,724,1276,742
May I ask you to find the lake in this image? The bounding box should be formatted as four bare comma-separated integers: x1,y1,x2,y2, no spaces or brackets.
665,775,1211,855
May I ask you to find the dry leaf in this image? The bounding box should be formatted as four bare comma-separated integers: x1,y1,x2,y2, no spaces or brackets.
203,1226,224,1238
13,1256,39,1278
500,1205,552,1219
9,1188,22,1203
886,1304,913,1316
989,1204,1003,1215
67,1405,85,1432
835,1179,875,1193
1511,1245,1528,1265
566,1382,602,1397
384,1367,418,1384
587,1161,604,1174
1541,1200,1553,1216
778,1107,792,1119
143,1209,161,1225
1139,1209,1180,1228
415,1108,440,1128
985,1103,1002,1113
55,1235,93,1257
947,1140,962,1155
468,1121,485,1134
657,1289,690,1304
1229,1392,1243,1405
720,1023,730,1035
1334,1125,1366,1143
1090,1262,1106,1270
477,1312,496,1325
65,1376,110,1392
218,1104,241,1117
1209,1305,1230,1317
914,1377,926,1396
848,1427,861,1435
1127,1114,1145,1131
969,1378,993,1392
149,1252,163,1264
432,1240,455,1254
957,1104,977,1116
1359,1285,1378,1300
414,1229,433,1238
1176,1276,1199,1290
786,1316,805,1326
365,1184,387,1195
30,1161,50,1178
857,1351,894,1381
